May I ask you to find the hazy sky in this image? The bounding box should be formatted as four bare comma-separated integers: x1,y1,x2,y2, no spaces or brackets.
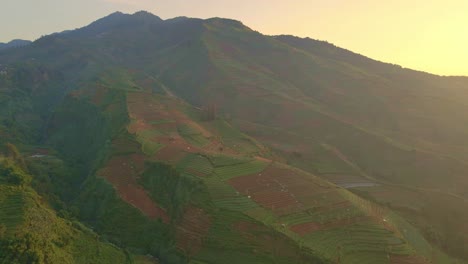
1,0,467,76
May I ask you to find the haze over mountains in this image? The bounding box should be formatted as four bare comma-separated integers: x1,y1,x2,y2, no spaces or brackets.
0,11,467,264
0,39,31,51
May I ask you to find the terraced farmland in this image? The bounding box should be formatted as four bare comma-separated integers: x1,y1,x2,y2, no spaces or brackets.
213,159,269,181
177,154,214,177
300,223,416,264
176,207,212,256
98,154,169,223
177,124,211,147
0,187,26,234
203,177,260,212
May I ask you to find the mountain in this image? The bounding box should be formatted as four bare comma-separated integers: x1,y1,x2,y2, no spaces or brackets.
0,11,467,263
0,39,31,51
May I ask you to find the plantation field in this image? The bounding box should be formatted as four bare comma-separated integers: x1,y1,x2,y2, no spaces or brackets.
178,124,211,147
213,159,269,181
0,187,26,235
204,119,265,155
301,223,415,263
178,154,214,177
209,155,253,167
176,206,212,256
203,177,260,212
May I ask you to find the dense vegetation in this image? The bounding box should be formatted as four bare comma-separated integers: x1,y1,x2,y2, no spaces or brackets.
0,10,467,263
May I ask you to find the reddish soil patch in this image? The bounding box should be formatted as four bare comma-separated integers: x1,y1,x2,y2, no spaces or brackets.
153,145,189,164
98,155,169,223
390,255,429,264
228,165,319,215
290,216,371,236
229,165,333,215
152,135,202,163
176,207,212,256
127,93,173,123
128,120,153,134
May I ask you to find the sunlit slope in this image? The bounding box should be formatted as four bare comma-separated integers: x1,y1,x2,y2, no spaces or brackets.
0,11,467,263
185,20,468,199
0,158,130,264
119,82,451,263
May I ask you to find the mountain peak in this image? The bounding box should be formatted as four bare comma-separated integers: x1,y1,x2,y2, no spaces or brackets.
132,10,161,19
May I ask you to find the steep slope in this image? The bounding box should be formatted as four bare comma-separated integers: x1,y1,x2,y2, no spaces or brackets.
36,68,453,263
0,11,467,263
0,154,135,264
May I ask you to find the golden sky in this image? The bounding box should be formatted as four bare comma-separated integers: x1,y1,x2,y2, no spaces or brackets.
1,0,467,76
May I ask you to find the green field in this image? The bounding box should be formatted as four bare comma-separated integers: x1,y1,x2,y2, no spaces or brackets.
213,160,268,181
177,124,211,147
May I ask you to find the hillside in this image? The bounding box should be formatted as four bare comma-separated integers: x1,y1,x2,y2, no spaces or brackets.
0,39,31,51
0,146,157,264
0,11,467,263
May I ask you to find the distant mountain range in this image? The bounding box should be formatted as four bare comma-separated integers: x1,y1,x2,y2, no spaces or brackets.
1,11,467,264
0,39,31,50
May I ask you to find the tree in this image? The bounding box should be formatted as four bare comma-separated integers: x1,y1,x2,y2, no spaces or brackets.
0,159,31,186
3,143,26,170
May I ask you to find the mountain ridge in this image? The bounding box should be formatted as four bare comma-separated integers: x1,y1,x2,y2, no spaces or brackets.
1,10,467,263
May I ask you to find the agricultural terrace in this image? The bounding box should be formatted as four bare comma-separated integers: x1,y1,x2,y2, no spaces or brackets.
228,164,334,216
203,119,265,155
0,187,26,235
203,177,260,213
177,124,211,148
177,154,214,177
176,206,212,256
98,154,169,223
210,155,269,181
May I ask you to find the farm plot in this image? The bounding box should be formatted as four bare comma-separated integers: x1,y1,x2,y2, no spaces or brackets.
138,137,165,156
0,188,26,234
177,124,211,147
290,216,372,236
98,155,169,223
214,159,269,181
127,93,171,123
279,204,365,228
204,119,263,155
249,164,335,207
176,207,212,256
222,138,262,154
177,154,213,177
228,164,340,216
228,168,306,216
203,177,259,212
301,223,413,264
208,155,252,167
389,255,429,264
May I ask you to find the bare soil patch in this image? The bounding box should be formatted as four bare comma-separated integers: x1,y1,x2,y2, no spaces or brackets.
98,155,169,223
